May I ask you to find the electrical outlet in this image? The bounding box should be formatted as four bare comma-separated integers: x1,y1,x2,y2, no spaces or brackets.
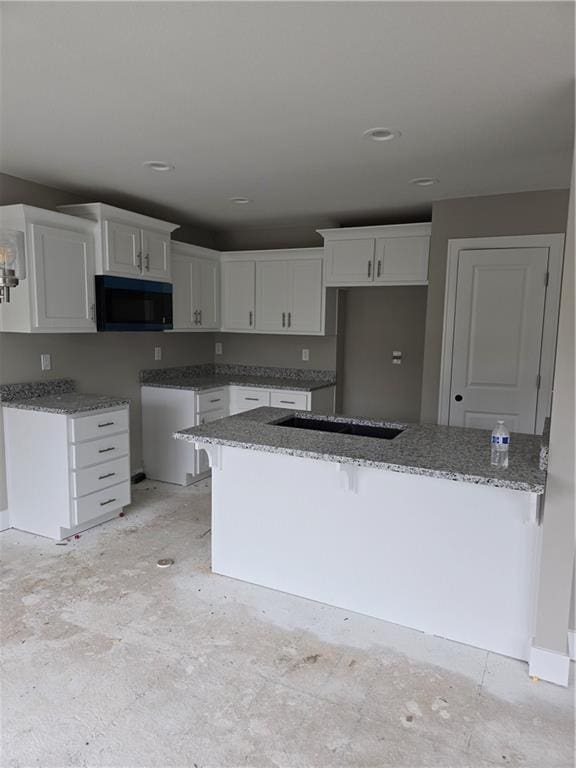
215,342,223,356
392,350,402,365
40,353,51,371
154,346,162,361
302,348,310,362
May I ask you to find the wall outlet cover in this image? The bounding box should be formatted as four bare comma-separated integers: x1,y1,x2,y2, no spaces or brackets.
215,342,223,356
40,353,51,371
154,346,162,361
302,349,310,361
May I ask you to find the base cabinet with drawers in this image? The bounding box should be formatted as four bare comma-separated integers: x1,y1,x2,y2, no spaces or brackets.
3,405,131,540
142,383,336,486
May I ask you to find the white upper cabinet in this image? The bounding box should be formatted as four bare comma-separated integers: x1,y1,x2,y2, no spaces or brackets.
255,260,288,332
59,203,179,282
318,224,431,286
288,258,323,333
0,205,97,333
171,241,220,331
221,260,256,331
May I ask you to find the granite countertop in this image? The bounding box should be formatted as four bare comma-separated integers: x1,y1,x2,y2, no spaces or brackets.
0,379,129,415
175,407,547,494
140,364,336,393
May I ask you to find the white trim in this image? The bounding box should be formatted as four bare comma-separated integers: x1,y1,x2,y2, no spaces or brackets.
0,507,10,532
568,630,576,661
529,644,571,687
438,234,565,433
317,223,431,241
220,247,322,262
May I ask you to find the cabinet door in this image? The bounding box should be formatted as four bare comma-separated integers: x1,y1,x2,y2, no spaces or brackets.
104,220,141,276
142,230,171,281
326,239,375,284
194,257,220,329
221,261,255,330
255,261,289,332
31,224,96,331
374,236,429,283
288,259,323,333
171,253,194,329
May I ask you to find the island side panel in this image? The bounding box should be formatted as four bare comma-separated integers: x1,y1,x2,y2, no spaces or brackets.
210,446,542,661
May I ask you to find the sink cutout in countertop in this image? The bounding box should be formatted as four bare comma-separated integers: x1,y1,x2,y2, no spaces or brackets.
273,416,404,440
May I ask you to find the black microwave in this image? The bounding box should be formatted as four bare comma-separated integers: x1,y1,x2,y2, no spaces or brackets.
95,276,173,331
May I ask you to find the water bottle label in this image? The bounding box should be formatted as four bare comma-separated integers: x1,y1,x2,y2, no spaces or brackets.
491,435,509,445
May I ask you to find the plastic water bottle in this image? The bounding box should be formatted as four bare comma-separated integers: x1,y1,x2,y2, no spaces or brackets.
491,420,510,468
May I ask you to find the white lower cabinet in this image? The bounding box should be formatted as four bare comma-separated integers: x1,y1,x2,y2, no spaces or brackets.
3,405,131,540
142,383,336,486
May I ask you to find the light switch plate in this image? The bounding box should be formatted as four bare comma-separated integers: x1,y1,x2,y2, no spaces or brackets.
215,342,223,356
302,349,310,362
40,353,51,371
154,346,162,361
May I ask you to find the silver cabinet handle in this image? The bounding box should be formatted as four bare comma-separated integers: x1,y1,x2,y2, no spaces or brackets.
210,398,221,403
368,260,372,279
98,447,115,454
199,309,202,325
288,312,291,328
244,397,259,401
144,254,150,271
282,312,286,328
249,310,253,327
136,252,142,271
280,400,296,404
90,303,96,322
100,498,116,506
98,472,116,480
376,260,382,278
98,422,114,428
193,310,198,325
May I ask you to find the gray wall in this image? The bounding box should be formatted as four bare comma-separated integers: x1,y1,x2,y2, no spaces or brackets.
338,287,427,421
214,333,337,371
420,189,570,423
533,164,575,655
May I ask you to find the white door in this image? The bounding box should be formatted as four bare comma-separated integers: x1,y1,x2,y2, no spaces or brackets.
449,248,549,433
104,220,141,276
374,236,429,283
195,257,219,329
142,230,170,281
31,224,96,331
221,261,255,330
288,259,323,333
171,253,194,329
326,239,375,284
255,261,289,332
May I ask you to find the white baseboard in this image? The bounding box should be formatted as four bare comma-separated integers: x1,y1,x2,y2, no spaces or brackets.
529,644,571,687
0,507,10,532
568,630,576,661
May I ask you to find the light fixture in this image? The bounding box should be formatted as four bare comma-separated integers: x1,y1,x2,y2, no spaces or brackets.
142,160,175,172
363,128,401,142
409,177,439,187
0,230,25,303
230,197,251,205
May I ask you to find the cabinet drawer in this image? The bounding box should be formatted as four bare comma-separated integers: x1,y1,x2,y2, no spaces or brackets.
69,409,129,443
270,391,310,410
71,432,129,469
73,481,131,525
229,387,270,414
197,388,228,414
198,408,227,426
72,456,130,498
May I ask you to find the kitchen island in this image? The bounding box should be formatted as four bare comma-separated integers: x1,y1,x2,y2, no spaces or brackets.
175,408,547,662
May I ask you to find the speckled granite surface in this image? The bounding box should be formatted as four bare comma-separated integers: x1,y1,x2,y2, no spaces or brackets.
539,417,551,471
140,364,336,392
175,408,547,494
0,379,129,415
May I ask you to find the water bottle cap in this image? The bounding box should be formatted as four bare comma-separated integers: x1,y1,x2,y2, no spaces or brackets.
497,419,504,424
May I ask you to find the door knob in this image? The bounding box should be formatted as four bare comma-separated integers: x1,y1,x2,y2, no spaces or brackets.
454,394,463,402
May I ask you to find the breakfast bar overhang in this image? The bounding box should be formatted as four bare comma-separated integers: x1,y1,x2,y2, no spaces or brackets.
176,408,547,663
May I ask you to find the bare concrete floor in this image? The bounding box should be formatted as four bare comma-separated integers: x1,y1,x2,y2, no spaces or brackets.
1,479,574,768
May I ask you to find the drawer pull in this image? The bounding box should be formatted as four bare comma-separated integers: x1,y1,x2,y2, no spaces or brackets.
98,447,115,454
244,397,260,401
100,498,116,507
280,400,296,405
98,421,115,428
98,472,116,480
210,398,221,403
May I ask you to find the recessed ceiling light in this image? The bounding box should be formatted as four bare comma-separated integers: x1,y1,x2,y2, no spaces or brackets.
409,177,439,187
142,160,175,172
363,128,401,142
230,197,251,205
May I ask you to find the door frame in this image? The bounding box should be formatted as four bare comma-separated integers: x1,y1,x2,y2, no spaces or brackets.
438,234,565,433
